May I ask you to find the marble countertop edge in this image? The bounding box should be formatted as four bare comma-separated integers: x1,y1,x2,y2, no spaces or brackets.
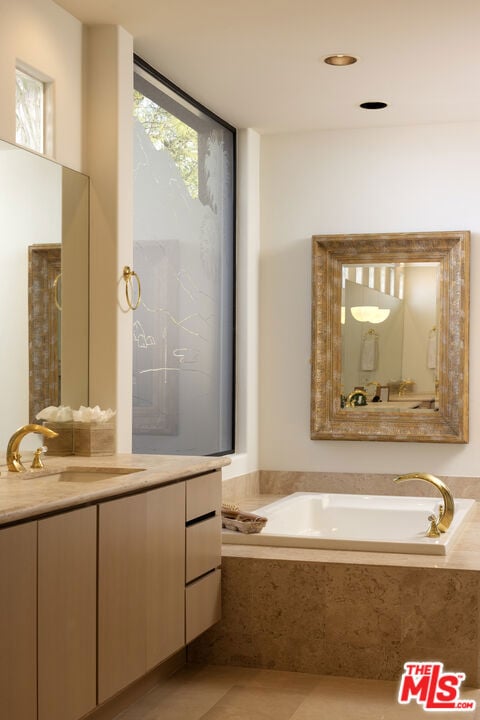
0,453,230,526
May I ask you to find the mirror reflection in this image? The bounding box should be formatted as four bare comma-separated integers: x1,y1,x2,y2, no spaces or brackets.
342,261,440,411
310,231,469,443
0,139,89,451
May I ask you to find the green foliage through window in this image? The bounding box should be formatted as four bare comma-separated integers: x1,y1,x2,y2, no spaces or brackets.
16,69,44,153
133,90,199,199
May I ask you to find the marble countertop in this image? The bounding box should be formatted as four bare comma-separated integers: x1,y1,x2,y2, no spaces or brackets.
389,393,435,401
343,401,421,411
222,493,480,572
0,453,230,526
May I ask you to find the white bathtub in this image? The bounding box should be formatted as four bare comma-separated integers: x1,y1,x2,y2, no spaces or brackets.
222,492,476,555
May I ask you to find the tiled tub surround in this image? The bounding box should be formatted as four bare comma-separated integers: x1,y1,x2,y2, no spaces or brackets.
255,470,480,502
192,471,480,686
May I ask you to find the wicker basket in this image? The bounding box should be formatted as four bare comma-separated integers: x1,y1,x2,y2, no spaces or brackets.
221,504,268,534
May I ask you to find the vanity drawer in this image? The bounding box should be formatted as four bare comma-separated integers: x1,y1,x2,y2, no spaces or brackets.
186,515,221,583
185,569,221,644
186,471,222,522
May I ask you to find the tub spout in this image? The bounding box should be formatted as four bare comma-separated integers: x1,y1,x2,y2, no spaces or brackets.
393,472,454,533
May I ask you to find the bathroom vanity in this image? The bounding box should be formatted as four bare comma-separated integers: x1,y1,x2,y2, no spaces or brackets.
0,453,228,720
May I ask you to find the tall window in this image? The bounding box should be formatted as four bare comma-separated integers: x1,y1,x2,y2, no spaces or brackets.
132,58,235,456
15,68,45,153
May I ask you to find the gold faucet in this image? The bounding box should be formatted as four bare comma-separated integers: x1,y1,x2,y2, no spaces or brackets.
393,472,454,533
6,424,58,472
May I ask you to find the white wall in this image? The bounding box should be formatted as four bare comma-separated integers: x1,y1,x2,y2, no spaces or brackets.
342,281,404,393
223,129,260,479
260,122,480,476
0,147,61,448
0,0,83,170
402,265,438,392
9,1,480,480
0,0,84,458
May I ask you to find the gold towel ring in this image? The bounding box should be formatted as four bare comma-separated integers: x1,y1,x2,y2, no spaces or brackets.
53,273,62,311
123,266,141,310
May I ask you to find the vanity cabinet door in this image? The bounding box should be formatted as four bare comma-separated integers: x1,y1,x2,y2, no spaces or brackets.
98,482,185,703
0,522,37,720
146,483,185,670
38,506,97,720
98,492,146,703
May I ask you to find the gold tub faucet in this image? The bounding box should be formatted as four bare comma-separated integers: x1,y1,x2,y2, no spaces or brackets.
393,472,454,533
6,424,58,472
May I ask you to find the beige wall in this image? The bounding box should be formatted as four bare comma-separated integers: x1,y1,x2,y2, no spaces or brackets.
85,25,133,452
6,0,480,481
0,0,83,170
260,123,480,477
0,1,134,452
0,0,83,453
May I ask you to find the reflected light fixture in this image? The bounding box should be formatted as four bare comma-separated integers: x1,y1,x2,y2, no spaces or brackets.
341,306,346,324
350,306,390,324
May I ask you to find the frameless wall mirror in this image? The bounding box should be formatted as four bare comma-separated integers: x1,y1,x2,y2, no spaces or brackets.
311,231,469,443
0,139,89,451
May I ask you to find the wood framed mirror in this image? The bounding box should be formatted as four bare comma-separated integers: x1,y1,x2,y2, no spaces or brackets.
311,231,469,443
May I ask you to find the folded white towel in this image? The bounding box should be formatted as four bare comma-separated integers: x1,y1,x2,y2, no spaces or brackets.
361,333,378,371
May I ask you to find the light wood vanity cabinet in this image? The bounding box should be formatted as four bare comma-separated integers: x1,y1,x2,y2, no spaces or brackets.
38,507,97,720
98,482,186,702
0,508,97,720
0,467,223,720
185,471,222,642
0,522,37,720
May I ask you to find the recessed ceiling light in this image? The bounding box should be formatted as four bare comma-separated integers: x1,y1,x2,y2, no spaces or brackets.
323,54,358,66
360,101,388,110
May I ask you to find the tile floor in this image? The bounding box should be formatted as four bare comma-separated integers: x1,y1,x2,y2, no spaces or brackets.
115,663,480,720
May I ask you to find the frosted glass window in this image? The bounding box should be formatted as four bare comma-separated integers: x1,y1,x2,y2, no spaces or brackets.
16,69,44,153
132,59,235,456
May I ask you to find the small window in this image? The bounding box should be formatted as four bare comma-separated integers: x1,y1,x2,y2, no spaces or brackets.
16,68,45,153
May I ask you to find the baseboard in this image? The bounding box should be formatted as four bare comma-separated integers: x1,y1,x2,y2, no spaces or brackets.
81,650,186,720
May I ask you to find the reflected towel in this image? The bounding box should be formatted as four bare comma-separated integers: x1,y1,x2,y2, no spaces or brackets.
361,333,378,371
427,330,437,369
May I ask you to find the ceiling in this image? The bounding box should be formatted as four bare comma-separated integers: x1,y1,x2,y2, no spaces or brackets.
54,0,480,134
